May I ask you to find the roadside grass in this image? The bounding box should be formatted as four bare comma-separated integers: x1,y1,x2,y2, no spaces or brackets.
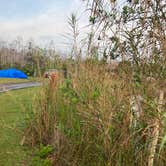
0,78,31,84
0,77,45,85
0,88,39,166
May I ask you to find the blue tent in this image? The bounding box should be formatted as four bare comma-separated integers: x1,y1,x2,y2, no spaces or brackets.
0,68,28,79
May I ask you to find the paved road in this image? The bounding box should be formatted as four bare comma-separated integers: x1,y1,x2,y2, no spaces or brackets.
0,82,42,93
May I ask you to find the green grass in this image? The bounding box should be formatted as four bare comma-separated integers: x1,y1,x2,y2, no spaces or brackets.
0,78,30,84
0,88,39,166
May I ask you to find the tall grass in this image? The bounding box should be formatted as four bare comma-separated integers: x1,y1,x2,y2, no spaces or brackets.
25,61,166,166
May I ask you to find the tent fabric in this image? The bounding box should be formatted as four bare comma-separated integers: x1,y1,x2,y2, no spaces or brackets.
0,68,28,79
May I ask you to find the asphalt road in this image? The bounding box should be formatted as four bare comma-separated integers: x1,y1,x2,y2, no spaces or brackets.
0,82,42,93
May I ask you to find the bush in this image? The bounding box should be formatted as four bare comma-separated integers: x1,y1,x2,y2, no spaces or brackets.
22,64,35,76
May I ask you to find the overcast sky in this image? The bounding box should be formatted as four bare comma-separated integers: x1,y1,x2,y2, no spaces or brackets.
0,0,87,50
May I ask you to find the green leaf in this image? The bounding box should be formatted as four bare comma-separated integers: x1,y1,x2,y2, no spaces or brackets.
37,145,54,158
159,135,166,152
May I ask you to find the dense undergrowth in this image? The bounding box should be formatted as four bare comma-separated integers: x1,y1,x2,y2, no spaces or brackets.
24,61,165,166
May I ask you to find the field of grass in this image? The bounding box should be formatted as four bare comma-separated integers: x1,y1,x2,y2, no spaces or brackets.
0,78,31,84
0,88,39,166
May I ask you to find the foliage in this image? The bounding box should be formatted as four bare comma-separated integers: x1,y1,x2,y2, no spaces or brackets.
84,0,165,65
30,144,54,166
22,64,35,76
25,62,166,166
0,41,62,76
35,145,54,159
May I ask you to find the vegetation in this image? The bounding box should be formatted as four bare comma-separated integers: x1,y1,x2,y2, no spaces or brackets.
0,0,165,166
22,59,165,166
0,88,39,165
0,78,30,84
0,40,60,76
22,0,165,165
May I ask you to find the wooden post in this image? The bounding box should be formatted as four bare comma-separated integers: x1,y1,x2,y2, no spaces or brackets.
148,90,164,166
130,95,143,128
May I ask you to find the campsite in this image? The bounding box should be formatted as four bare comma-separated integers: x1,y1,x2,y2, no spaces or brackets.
0,0,165,166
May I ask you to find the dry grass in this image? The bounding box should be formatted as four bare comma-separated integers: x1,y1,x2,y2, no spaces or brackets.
24,61,166,166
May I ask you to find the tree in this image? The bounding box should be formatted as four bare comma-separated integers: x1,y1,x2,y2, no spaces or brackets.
83,0,165,66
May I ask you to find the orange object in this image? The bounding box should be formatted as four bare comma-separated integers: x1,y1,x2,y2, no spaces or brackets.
50,73,57,82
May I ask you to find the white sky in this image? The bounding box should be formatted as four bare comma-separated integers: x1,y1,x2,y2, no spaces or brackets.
0,0,88,50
